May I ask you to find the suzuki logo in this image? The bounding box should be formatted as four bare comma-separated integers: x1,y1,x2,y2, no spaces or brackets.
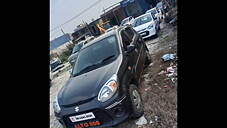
75,106,79,112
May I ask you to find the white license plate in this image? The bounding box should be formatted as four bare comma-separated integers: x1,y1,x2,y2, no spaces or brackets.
140,32,146,36
69,112,95,123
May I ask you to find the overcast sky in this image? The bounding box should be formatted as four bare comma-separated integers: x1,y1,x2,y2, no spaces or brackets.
50,0,122,40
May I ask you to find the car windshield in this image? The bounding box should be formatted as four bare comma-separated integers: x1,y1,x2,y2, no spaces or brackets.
134,14,152,27
121,18,129,25
72,43,83,53
72,35,119,76
147,9,157,15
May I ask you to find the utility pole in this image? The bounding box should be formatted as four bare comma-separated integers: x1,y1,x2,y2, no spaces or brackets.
61,28,71,43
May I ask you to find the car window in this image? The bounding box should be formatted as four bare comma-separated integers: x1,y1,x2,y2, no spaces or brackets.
134,14,152,27
121,30,131,50
72,43,83,53
72,35,119,76
124,27,134,42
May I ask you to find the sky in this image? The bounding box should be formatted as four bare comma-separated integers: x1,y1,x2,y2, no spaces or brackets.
50,0,122,40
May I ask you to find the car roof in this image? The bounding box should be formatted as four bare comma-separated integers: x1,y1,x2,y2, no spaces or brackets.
77,40,86,45
82,26,124,49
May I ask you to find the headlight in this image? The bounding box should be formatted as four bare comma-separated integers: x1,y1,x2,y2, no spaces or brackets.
53,96,61,113
98,74,118,102
148,24,154,29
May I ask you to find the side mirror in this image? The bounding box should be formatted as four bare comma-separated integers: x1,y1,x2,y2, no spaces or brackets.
126,44,135,53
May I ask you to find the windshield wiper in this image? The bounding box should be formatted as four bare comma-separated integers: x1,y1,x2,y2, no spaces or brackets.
73,63,101,77
72,55,116,77
100,55,116,63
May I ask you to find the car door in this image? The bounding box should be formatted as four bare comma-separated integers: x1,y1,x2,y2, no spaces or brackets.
124,27,145,80
120,28,139,79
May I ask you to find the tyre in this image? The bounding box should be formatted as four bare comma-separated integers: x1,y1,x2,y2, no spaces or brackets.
129,84,144,118
145,51,152,66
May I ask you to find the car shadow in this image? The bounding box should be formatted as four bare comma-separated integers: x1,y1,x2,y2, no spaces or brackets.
143,34,158,41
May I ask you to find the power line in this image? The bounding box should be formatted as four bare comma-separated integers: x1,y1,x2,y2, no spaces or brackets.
51,0,104,32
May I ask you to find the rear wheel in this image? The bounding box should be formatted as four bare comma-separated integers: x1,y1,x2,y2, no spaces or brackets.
129,84,144,118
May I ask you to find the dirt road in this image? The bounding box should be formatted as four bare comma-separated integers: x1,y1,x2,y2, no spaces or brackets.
49,22,177,128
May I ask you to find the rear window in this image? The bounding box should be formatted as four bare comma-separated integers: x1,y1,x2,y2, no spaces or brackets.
134,14,152,27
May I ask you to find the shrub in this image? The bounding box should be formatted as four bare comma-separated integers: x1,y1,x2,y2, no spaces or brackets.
58,50,71,63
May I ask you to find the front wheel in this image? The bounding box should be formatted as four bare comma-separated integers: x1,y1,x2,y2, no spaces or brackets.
129,84,144,118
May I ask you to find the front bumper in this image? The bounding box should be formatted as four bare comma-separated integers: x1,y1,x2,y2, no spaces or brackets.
139,27,156,39
55,94,131,128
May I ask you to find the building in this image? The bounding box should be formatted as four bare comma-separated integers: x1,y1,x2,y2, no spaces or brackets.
50,33,73,55
100,0,159,26
72,21,102,43
120,0,152,18
100,3,126,26
50,34,72,50
88,18,102,37
71,0,161,42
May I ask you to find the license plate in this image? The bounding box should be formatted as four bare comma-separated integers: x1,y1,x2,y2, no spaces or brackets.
69,112,95,122
74,121,101,128
140,32,146,36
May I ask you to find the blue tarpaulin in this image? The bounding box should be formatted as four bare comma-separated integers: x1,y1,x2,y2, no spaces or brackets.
50,34,71,50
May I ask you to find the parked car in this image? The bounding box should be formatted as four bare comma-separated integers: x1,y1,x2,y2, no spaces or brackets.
133,13,160,39
50,58,64,72
53,26,151,128
68,40,86,66
120,16,135,26
146,7,161,23
69,36,95,66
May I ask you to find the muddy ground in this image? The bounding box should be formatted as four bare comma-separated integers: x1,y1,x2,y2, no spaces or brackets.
113,22,177,128
50,21,177,128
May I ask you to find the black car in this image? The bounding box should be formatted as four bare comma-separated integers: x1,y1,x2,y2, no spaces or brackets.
53,26,151,128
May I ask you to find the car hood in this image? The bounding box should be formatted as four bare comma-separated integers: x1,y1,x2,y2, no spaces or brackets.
133,22,153,32
58,56,121,107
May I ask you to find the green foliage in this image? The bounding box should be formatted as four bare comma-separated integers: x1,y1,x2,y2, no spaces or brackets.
59,50,71,63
